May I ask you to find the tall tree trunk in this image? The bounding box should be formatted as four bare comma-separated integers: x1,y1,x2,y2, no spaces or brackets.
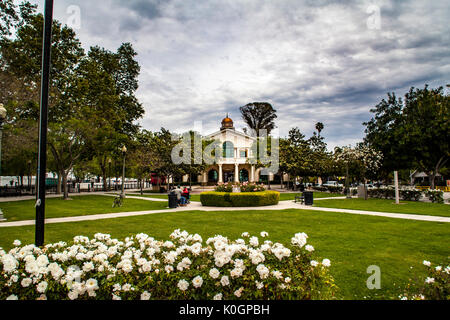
280,172,284,189
62,171,69,200
56,173,62,194
430,156,447,190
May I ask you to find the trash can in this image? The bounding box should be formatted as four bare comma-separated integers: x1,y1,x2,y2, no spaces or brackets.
168,193,178,209
303,191,313,206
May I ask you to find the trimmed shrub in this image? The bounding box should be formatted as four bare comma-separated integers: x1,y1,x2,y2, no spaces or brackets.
201,191,280,207
400,190,422,201
0,231,338,300
425,190,444,204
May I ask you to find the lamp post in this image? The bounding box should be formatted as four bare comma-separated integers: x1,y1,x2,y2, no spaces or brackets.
35,0,54,247
0,103,6,176
345,162,352,199
121,146,127,197
0,103,6,222
28,160,32,191
108,158,112,191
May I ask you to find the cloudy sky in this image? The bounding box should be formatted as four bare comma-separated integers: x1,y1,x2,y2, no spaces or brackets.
30,0,449,149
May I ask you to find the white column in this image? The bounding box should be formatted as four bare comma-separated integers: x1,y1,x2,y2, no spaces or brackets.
251,165,255,183
235,164,239,183
394,171,400,204
218,165,223,183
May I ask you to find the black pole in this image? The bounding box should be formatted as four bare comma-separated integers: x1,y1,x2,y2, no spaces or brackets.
35,0,54,247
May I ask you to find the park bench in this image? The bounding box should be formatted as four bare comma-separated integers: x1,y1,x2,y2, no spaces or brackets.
294,193,304,204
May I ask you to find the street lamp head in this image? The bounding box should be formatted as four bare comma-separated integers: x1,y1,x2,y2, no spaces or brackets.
121,146,127,153
108,158,112,164
0,103,6,121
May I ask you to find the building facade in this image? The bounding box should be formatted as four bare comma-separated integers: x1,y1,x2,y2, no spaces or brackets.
179,115,267,185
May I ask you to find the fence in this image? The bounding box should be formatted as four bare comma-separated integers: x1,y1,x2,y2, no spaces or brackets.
0,181,153,198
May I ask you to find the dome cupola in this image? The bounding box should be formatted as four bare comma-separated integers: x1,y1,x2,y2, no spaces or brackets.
221,113,235,131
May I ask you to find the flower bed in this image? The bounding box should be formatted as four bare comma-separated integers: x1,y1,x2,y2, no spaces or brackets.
200,191,280,207
0,231,337,300
215,182,266,193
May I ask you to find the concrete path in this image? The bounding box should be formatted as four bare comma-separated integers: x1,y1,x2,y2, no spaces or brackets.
1,196,449,228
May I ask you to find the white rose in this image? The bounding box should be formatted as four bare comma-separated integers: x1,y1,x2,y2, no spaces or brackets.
209,268,220,279
220,276,230,286
36,281,48,293
322,259,331,267
192,276,203,288
141,291,151,300
178,280,189,291
21,278,32,288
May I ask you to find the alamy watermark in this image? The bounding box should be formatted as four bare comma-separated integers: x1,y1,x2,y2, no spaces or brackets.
366,4,381,30
366,265,381,289
66,5,81,30
170,122,279,174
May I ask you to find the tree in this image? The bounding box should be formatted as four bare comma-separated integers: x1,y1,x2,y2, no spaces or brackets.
279,127,312,189
128,130,161,195
334,144,383,199
315,122,324,137
153,128,184,190
240,102,277,136
364,85,449,188
0,0,36,38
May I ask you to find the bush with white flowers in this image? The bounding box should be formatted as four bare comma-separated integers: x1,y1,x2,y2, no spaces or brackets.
399,260,449,300
0,231,338,300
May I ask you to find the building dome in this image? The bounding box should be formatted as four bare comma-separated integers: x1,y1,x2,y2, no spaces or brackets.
220,114,234,130
221,114,235,130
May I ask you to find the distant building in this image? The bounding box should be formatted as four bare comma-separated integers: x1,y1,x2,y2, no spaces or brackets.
182,115,275,185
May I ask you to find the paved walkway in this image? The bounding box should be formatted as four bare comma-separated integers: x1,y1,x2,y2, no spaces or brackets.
1,195,449,227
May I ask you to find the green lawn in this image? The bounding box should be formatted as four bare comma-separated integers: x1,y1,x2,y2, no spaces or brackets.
0,208,448,300
0,195,169,222
314,198,450,217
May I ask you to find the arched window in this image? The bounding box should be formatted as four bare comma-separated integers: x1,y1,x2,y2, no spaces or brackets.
223,141,234,158
239,169,249,182
208,170,218,183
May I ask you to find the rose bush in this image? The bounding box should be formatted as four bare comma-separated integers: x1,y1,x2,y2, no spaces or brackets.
400,260,449,300
1,231,338,300
215,182,266,193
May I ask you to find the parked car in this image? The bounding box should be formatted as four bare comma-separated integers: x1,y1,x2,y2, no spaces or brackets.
322,181,343,187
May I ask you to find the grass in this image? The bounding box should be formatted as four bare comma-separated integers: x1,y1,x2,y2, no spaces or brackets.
314,198,450,217
0,208,448,300
0,195,169,222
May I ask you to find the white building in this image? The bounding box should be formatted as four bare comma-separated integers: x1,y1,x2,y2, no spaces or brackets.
186,115,274,185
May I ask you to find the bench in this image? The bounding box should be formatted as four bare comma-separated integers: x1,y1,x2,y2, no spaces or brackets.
294,193,304,204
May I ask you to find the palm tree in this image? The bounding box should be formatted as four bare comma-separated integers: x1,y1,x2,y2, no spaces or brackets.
315,122,324,136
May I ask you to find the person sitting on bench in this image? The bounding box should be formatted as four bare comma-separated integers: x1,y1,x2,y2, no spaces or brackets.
174,185,187,206
182,187,190,204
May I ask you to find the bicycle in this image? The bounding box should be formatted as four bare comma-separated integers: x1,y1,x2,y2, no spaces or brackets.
112,194,124,208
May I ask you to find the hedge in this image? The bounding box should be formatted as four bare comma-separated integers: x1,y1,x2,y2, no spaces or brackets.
200,191,280,207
